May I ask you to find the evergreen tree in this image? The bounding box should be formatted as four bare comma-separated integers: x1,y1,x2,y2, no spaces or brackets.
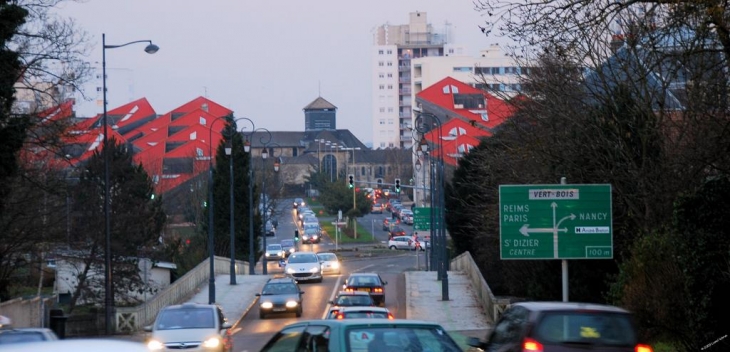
68,139,165,312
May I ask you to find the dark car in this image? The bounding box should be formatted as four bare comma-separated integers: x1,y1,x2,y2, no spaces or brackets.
293,198,304,209
260,319,462,352
342,273,387,307
302,227,321,244
469,301,654,352
280,239,296,258
255,276,305,319
389,226,406,237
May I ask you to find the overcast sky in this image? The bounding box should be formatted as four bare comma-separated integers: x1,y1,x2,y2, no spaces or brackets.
54,0,493,145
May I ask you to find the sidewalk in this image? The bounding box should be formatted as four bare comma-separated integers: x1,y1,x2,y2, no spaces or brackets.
185,270,491,339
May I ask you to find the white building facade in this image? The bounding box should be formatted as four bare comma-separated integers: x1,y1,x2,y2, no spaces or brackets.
371,12,461,150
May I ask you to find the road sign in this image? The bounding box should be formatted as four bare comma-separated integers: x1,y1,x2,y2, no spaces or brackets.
338,210,342,221
413,207,431,230
499,184,612,260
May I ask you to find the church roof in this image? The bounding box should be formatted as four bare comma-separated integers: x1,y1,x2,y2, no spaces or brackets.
303,96,337,110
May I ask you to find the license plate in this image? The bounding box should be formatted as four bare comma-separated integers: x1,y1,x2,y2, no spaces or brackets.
358,288,370,292
273,308,286,312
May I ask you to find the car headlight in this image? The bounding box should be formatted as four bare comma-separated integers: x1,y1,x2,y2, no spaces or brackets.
302,202,305,206
265,252,271,257
289,248,295,253
286,300,299,308
309,266,320,273
331,262,340,269
287,267,295,274
261,302,273,309
202,337,221,348
147,340,164,350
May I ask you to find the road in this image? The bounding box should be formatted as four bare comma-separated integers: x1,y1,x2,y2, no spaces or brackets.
232,198,422,352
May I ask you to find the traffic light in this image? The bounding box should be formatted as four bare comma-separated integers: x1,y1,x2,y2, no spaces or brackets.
348,174,354,189
395,178,401,193
294,230,300,242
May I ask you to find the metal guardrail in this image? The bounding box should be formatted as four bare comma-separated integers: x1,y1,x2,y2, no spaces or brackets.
116,256,248,333
451,251,510,323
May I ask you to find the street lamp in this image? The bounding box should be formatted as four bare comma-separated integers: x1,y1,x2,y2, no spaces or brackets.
207,116,253,301
314,139,325,172
244,127,272,275
102,33,158,335
260,142,282,275
415,112,448,301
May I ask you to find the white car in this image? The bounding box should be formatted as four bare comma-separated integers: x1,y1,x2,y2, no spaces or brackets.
388,236,428,251
317,252,341,275
285,252,322,283
145,303,233,352
264,244,285,260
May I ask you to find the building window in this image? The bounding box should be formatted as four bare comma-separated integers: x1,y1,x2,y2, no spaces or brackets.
388,142,394,147
196,148,204,157
200,116,207,126
453,67,472,72
388,166,392,175
379,107,385,113
387,50,392,54
379,85,384,90
292,147,298,157
379,142,386,148
387,62,393,66
379,166,384,175
378,50,384,54
361,166,366,176
379,119,385,125
379,73,384,78
378,61,384,66
387,107,394,113
388,119,394,124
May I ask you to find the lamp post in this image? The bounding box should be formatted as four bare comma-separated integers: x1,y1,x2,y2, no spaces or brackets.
415,112,448,301
260,143,282,275
207,116,253,300
314,139,325,172
244,127,272,274
102,33,158,335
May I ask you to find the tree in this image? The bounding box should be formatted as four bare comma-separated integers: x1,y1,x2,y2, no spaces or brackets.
67,139,165,312
204,116,259,262
317,176,371,217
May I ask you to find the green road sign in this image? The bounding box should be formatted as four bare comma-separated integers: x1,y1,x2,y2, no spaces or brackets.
413,207,431,231
499,184,613,260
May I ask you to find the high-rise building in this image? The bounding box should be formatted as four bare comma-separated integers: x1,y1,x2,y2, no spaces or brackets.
371,12,461,149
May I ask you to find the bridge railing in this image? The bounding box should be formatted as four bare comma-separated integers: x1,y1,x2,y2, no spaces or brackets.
451,251,510,323
115,256,247,333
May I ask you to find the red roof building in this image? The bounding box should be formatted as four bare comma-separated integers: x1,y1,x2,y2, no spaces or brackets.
25,96,233,196
416,77,515,166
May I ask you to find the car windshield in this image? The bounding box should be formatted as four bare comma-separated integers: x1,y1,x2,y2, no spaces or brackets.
533,312,637,346
155,308,215,330
346,326,461,352
0,331,48,344
305,228,318,235
318,253,336,261
262,283,299,295
281,240,294,247
336,295,373,306
288,253,318,263
267,245,282,251
344,311,389,319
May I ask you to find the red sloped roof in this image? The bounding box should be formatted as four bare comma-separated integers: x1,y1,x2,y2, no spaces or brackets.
132,142,167,175
424,118,491,144
106,97,157,131
416,76,514,130
429,134,482,167
168,96,233,117
37,99,75,124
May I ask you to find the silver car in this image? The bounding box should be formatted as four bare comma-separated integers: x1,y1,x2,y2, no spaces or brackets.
317,252,341,275
265,244,285,260
145,303,233,352
285,252,322,283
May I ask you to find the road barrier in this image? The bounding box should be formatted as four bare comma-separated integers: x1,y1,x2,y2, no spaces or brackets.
451,251,510,323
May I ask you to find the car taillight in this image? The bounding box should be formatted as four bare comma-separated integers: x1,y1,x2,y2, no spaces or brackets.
336,313,344,320
373,288,383,293
344,288,354,292
387,313,394,320
522,337,543,351
635,344,653,352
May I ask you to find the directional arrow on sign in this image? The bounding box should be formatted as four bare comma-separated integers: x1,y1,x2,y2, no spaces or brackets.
519,224,566,237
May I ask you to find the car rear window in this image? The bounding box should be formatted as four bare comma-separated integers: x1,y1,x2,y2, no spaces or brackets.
346,326,461,352
533,311,637,347
0,331,47,344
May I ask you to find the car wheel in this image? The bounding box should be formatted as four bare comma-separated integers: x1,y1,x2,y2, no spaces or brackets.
389,245,397,250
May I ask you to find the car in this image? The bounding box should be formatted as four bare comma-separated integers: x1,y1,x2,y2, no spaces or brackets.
265,220,276,237
0,339,150,352
330,306,394,320
302,227,321,244
264,244,285,260
293,198,304,209
255,276,304,319
0,327,59,344
326,291,376,319
382,218,399,231
468,301,654,352
342,273,387,307
389,226,406,237
317,252,341,275
144,302,233,352
259,319,463,352
285,251,322,283
371,203,383,214
302,216,319,229
387,235,414,250
400,209,414,224
280,239,296,258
